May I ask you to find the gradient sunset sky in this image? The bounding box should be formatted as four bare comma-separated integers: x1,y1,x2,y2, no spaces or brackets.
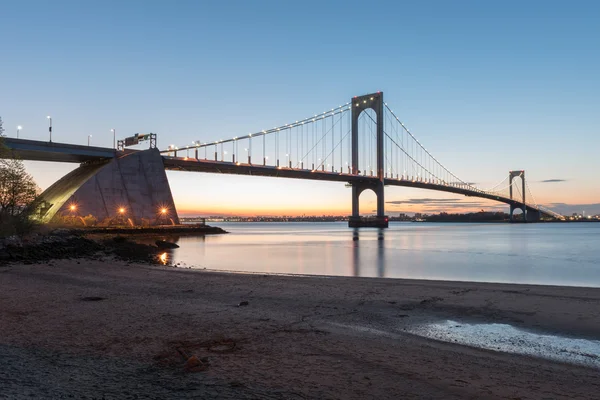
1,0,599,216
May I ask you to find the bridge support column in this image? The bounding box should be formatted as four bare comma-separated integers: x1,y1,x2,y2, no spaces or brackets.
509,205,524,223
526,209,541,222
348,92,388,228
509,170,527,223
349,181,387,228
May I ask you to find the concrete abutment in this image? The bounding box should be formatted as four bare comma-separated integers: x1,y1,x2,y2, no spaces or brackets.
30,149,179,226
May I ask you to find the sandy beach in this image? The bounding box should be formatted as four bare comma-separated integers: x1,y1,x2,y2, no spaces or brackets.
1,259,599,399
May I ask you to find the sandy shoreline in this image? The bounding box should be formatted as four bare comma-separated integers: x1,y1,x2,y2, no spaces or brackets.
1,259,599,399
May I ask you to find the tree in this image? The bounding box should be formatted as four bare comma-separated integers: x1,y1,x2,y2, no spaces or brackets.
0,158,40,218
0,116,4,137
0,131,40,227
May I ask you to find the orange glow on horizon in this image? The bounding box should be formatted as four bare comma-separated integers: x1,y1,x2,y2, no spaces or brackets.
175,198,510,217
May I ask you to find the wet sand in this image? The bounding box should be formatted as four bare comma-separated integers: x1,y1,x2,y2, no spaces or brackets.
1,259,599,399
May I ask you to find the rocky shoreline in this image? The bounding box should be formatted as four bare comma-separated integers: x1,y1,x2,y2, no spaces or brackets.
67,224,228,235
0,232,162,265
0,224,227,266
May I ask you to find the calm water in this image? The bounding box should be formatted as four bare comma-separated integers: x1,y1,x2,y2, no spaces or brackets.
155,222,600,287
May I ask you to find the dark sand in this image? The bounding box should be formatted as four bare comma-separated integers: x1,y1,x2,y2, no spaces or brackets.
1,259,599,399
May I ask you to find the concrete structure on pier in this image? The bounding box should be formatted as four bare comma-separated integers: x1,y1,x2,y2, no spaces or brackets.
30,149,179,225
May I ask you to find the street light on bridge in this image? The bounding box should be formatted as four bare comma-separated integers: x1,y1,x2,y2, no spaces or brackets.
17,126,22,138
88,134,92,146
46,116,52,142
111,129,116,149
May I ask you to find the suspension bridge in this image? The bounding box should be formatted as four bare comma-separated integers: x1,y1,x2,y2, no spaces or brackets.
159,92,562,226
2,92,563,226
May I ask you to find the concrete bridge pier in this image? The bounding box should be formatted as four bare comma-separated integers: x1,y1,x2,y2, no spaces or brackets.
349,92,388,228
349,180,388,228
527,209,541,222
510,206,541,223
509,205,526,223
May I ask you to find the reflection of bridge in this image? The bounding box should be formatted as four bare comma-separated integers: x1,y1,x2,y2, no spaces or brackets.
1,92,562,226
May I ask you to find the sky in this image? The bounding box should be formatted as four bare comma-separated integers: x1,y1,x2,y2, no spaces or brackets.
1,0,599,216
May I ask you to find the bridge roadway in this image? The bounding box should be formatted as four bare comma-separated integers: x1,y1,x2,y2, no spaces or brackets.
1,138,117,163
0,138,548,217
162,157,547,216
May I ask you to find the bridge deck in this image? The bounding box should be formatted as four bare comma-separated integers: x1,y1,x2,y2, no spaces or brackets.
162,157,543,213
0,138,551,217
1,138,116,163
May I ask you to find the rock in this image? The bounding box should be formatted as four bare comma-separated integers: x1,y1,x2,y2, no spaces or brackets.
155,240,179,249
238,301,249,307
2,236,23,248
184,355,207,372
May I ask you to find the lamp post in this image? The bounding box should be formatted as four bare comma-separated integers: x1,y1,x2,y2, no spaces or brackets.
88,134,92,146
111,129,115,149
46,116,52,142
17,126,22,138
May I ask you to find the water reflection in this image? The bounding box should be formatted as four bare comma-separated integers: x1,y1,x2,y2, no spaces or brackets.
138,222,600,287
351,228,387,278
352,229,359,277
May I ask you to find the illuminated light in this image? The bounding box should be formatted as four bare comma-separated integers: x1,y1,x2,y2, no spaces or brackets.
47,115,51,119
17,125,22,130
363,100,367,103
160,208,167,214
118,207,125,214
184,157,188,160
69,205,76,211
159,252,167,265
370,97,373,100
355,103,359,106
236,162,240,165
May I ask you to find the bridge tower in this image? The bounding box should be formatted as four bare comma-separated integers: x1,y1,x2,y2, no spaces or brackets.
348,92,388,228
509,170,527,222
